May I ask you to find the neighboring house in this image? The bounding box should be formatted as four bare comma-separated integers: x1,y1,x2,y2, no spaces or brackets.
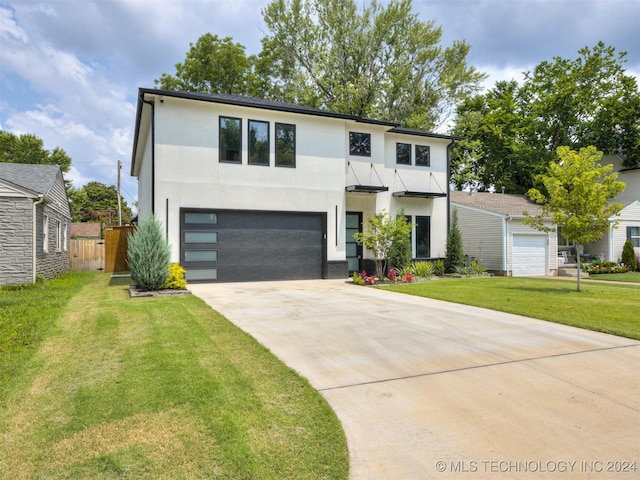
131,88,455,282
450,191,558,276
584,155,640,263
0,162,71,285
71,222,102,239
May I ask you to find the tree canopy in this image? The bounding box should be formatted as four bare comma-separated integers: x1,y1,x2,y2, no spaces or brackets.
523,146,626,291
68,181,133,225
0,131,72,173
156,0,485,131
452,43,640,193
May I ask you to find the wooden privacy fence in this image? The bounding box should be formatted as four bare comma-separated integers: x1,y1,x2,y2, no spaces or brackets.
69,239,105,271
105,226,135,273
69,226,135,272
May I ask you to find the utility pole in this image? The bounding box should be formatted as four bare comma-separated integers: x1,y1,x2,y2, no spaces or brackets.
117,160,122,226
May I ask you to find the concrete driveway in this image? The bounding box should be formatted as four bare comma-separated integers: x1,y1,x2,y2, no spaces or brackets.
190,280,640,479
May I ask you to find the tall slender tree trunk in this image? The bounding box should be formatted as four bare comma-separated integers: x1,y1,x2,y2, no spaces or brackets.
576,244,581,292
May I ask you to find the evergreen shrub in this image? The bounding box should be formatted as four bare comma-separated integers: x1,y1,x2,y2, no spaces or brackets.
127,216,171,291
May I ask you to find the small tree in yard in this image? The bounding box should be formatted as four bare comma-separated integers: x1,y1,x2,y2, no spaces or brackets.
128,215,171,291
621,239,638,271
354,210,412,280
524,146,625,291
445,209,465,273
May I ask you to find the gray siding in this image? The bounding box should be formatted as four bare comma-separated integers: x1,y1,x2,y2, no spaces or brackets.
36,203,70,280
0,197,34,285
453,205,504,271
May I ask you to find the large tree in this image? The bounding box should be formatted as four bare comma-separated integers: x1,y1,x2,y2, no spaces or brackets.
523,146,625,292
452,43,640,192
155,34,261,95
68,181,132,225
0,131,72,173
261,0,485,130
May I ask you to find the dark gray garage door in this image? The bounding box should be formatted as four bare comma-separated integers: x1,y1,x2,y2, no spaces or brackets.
181,209,326,282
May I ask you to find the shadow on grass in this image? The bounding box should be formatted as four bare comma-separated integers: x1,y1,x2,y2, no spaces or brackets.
108,274,131,288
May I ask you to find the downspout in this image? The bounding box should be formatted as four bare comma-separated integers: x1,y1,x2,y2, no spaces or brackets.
32,194,45,283
446,138,456,236
142,96,156,216
504,215,511,275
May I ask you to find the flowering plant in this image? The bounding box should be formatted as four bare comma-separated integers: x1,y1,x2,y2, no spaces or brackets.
388,268,397,282
402,272,414,283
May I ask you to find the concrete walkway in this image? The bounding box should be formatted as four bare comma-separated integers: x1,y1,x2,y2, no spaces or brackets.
190,280,640,479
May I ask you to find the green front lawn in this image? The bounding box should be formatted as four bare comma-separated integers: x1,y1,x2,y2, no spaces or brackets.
586,271,640,283
383,277,640,340
0,272,348,479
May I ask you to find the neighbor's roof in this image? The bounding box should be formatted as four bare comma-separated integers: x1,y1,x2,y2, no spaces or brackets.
71,222,102,238
0,162,62,196
450,190,545,217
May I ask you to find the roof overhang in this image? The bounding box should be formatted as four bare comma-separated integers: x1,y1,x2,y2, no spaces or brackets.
346,185,389,193
393,190,447,198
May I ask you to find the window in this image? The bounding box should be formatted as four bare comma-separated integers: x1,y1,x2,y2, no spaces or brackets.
248,120,269,165
275,123,296,167
415,145,430,167
628,226,640,247
43,214,49,253
416,216,431,258
63,223,68,251
557,227,571,247
349,132,371,156
396,143,411,165
219,116,242,163
56,220,62,251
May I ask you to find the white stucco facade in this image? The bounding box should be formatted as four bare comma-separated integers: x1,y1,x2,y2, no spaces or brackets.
131,89,454,281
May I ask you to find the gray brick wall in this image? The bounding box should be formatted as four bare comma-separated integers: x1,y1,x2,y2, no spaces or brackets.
0,198,34,285
36,204,70,281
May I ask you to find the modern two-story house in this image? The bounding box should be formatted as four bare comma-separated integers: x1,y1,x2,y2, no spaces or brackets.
130,88,456,282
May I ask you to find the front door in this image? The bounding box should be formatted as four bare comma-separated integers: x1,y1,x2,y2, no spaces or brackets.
346,212,363,274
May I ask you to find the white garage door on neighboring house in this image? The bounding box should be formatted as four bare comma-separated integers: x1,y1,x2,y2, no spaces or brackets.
512,234,547,277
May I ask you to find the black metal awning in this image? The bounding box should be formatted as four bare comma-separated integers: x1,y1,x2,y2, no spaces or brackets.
392,190,447,198
346,185,389,193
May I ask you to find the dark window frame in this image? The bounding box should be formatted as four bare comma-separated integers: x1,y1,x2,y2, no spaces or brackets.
219,116,242,164
628,226,640,248
415,145,431,167
349,132,371,157
248,119,270,166
415,215,431,258
396,142,411,165
275,122,296,167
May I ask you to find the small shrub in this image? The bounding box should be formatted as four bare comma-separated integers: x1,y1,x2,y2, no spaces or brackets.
352,271,365,285
581,261,631,274
432,259,445,276
621,240,638,271
445,209,465,273
470,260,486,274
163,263,187,290
410,261,435,277
402,272,414,283
387,268,398,282
455,265,475,276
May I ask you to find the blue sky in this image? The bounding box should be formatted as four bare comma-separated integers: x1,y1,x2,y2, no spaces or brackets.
1,0,638,208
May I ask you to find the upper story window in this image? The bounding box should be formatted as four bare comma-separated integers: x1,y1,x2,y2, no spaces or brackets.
396,143,411,165
219,116,242,163
349,132,371,157
248,120,270,165
275,123,296,167
415,145,430,167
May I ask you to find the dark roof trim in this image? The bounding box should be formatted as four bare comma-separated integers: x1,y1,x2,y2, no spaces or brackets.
393,190,447,199
388,126,463,141
346,185,389,193
139,88,397,127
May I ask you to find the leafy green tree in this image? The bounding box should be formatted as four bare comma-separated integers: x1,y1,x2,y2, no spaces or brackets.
69,181,132,224
262,0,485,130
524,146,626,291
621,239,638,271
155,33,261,95
452,43,640,192
127,216,171,291
445,209,464,273
353,210,412,279
0,131,72,172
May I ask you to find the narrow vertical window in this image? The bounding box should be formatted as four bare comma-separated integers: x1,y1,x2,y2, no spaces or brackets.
219,116,242,163
43,214,49,253
248,120,270,165
56,220,62,251
416,216,431,258
275,123,296,167
63,223,68,251
396,143,411,165
415,145,430,167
